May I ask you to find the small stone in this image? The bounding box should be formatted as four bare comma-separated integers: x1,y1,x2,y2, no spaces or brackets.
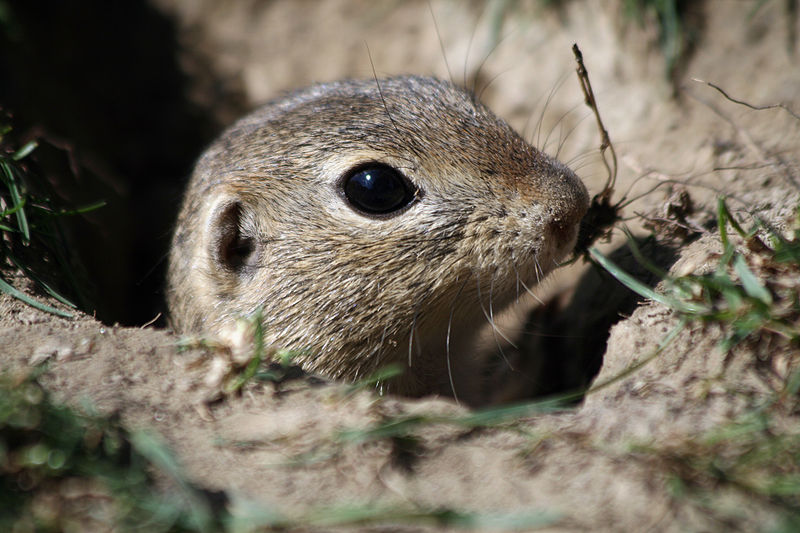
218,318,256,365
30,338,74,365
30,345,56,366
204,356,230,389
55,346,75,361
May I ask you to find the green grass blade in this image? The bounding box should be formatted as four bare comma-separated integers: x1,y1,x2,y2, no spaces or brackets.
229,309,266,392
0,160,30,244
130,431,215,533
56,199,107,216
771,232,800,264
455,397,573,426
11,140,38,161
764,476,800,497
0,198,25,218
38,279,79,309
6,251,79,309
337,397,574,447
622,227,669,279
785,369,800,396
717,196,749,240
230,500,558,531
589,247,707,314
733,254,772,305
587,318,686,395
303,505,559,530
0,274,73,318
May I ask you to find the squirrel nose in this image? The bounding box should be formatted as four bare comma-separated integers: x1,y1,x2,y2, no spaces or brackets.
548,216,577,244
542,168,589,244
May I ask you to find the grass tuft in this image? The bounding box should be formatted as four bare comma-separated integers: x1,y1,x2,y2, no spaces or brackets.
635,368,800,527
0,371,227,532
0,113,105,318
592,197,800,352
0,368,562,531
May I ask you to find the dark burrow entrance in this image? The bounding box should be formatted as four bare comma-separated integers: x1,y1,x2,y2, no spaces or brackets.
480,238,679,402
0,1,242,326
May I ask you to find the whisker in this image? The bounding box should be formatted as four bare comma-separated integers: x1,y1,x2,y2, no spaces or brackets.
555,110,592,159
513,263,545,305
461,0,487,91
365,46,427,166
446,279,469,405
408,310,418,367
542,95,582,155
475,271,518,349
488,275,515,369
472,17,515,96
564,150,597,170
533,73,569,151
477,67,515,103
428,1,453,84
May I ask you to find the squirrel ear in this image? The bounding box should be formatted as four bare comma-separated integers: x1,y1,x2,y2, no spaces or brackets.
208,199,258,275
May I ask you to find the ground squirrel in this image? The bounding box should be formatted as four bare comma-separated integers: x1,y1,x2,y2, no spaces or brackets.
167,76,588,401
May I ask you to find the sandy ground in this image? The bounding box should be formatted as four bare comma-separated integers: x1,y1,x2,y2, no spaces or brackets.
2,1,800,531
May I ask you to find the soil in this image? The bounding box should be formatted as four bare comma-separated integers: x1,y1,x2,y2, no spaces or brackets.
2,1,800,531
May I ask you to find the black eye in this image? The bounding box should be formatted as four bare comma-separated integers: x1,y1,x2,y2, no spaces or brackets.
342,164,417,215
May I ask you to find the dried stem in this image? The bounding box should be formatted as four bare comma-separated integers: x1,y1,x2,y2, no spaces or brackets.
573,43,617,201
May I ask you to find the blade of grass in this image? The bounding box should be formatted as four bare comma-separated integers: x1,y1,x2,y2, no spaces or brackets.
229,309,266,392
0,274,73,318
36,278,79,309
130,431,216,533
6,252,78,309
0,199,25,218
589,247,708,314
586,318,686,395
622,227,669,279
231,500,558,531
11,139,38,161
0,160,30,244
303,505,559,530
55,199,107,216
732,255,772,305
718,196,750,241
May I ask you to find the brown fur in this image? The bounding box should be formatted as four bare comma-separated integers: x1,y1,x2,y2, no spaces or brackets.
167,76,588,400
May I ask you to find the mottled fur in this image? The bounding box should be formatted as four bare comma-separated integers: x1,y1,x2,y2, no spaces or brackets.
167,76,587,399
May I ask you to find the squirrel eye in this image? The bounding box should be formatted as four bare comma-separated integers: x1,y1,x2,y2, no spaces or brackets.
342,164,417,215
